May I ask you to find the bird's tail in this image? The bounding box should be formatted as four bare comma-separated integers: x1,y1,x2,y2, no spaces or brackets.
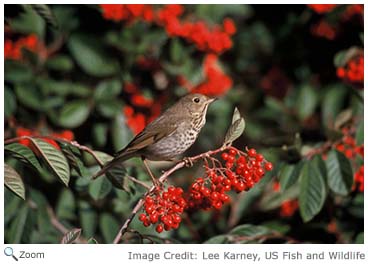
91,152,133,180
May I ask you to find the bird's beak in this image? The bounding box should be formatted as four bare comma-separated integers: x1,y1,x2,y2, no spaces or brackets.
207,97,218,104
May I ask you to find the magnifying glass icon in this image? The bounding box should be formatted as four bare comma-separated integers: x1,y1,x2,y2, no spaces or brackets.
4,247,18,261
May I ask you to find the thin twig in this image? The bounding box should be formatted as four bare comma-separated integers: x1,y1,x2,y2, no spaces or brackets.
127,176,151,190
112,145,229,244
46,206,87,244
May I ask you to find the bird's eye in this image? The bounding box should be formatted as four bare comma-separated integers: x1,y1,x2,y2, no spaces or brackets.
193,97,200,103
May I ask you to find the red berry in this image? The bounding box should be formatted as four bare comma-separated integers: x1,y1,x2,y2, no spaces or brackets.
256,168,265,177
226,162,233,168
237,156,246,164
248,148,257,157
229,149,237,156
221,153,229,160
150,213,159,224
211,192,220,201
139,213,146,221
156,224,164,233
256,154,264,161
172,214,181,223
265,162,273,171
227,155,235,163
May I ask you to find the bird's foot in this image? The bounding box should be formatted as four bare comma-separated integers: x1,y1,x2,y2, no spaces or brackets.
152,178,163,190
183,157,194,167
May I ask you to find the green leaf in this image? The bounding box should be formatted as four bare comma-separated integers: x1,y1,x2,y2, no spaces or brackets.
5,163,26,200
31,4,58,29
5,87,17,118
203,235,227,244
326,150,353,195
88,176,112,200
52,6,79,32
87,238,98,244
232,107,242,123
56,189,76,220
170,38,184,63
224,108,246,145
297,85,318,120
9,5,45,37
92,123,108,147
107,164,131,192
61,228,82,244
96,99,122,118
7,204,29,243
68,33,119,77
46,55,74,72
15,85,44,111
355,232,364,244
59,100,90,128
59,143,84,177
279,163,302,191
230,224,271,237
259,184,299,211
334,50,348,67
195,4,253,23
355,121,364,146
5,143,43,173
321,85,348,128
224,118,245,145
333,47,361,67
29,138,70,186
94,79,122,101
112,113,133,152
299,158,327,222
334,109,353,129
5,61,33,83
99,213,119,243
79,201,97,238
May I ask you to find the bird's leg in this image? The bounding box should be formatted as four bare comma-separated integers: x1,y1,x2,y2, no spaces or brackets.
142,158,161,188
183,157,194,167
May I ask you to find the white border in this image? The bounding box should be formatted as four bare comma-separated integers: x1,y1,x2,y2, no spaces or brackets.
1,1,367,265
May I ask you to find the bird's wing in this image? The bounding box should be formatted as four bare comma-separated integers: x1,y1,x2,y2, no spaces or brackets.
114,122,178,156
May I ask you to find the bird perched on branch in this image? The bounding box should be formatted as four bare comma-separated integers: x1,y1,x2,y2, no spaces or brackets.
92,93,217,184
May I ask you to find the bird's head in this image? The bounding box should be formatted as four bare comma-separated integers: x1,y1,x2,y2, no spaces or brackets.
181,93,217,118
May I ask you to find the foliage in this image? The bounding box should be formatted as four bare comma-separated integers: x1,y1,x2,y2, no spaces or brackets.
4,4,364,244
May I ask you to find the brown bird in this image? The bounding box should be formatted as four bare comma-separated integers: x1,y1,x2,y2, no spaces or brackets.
92,93,217,182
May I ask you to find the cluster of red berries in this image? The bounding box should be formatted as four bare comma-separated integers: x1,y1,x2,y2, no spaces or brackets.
307,4,338,14
139,147,272,232
311,20,337,40
123,82,164,134
280,200,299,217
100,4,154,22
186,148,272,211
334,127,364,159
333,126,364,192
272,182,299,217
100,4,236,54
157,5,235,54
336,55,364,85
222,148,273,190
4,34,39,60
178,54,233,97
16,127,74,150
139,186,186,233
191,54,233,97
187,174,231,210
353,165,364,192
342,4,364,21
